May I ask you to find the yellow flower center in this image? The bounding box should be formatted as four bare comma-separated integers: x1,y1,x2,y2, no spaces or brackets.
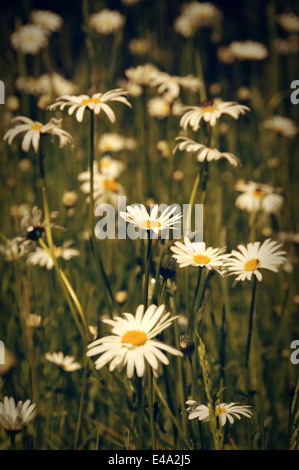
253,188,264,198
54,247,62,256
140,220,161,230
244,258,260,271
193,254,211,265
215,406,227,415
202,106,217,113
103,179,119,193
121,330,147,346
27,34,36,42
31,121,43,130
81,97,101,105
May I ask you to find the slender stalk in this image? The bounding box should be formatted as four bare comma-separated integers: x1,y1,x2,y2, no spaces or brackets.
137,377,143,449
74,357,88,449
185,169,200,237
147,364,156,450
158,277,166,306
245,276,258,383
144,232,152,309
190,267,202,329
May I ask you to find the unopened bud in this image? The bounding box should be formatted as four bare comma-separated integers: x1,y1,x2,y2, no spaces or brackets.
179,334,195,358
160,257,176,280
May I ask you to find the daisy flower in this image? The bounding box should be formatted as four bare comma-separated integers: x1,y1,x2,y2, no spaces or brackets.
150,71,202,101
224,238,287,282
235,180,284,214
277,12,299,33
119,203,182,236
263,115,298,139
171,236,228,273
86,304,183,378
0,397,36,433
99,156,126,179
174,2,222,37
45,352,82,371
27,240,80,270
228,40,269,61
173,136,240,167
10,23,49,55
3,116,73,153
184,400,252,426
98,132,136,153
78,162,126,208
125,63,160,88
180,100,250,130
89,9,125,35
0,237,28,261
48,89,131,123
147,96,172,119
29,10,63,35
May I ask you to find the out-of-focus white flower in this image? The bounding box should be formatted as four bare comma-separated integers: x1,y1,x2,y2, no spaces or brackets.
48,89,131,123
128,38,151,55
274,37,299,55
174,136,240,167
99,156,126,179
228,40,269,61
4,116,73,152
27,240,80,270
150,71,202,100
235,180,284,214
16,73,77,97
98,133,136,153
263,115,298,139
29,10,63,35
277,12,299,33
0,237,28,261
89,9,125,35
45,352,82,371
174,1,222,37
147,96,172,119
10,23,49,55
125,63,160,87
184,400,252,426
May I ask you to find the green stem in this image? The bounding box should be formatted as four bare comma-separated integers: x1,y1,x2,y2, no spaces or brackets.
144,233,152,309
158,277,166,306
245,276,258,383
147,364,156,450
190,267,202,330
74,357,88,449
185,169,201,237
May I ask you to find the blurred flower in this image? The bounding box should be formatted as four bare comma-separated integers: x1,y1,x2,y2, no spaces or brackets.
217,45,235,64
26,313,42,328
10,23,49,54
115,290,128,304
98,132,136,153
150,71,202,101
16,73,77,98
29,9,63,35
263,115,298,139
62,191,78,209
179,334,195,358
171,236,228,274
99,156,126,179
174,136,240,167
27,240,80,270
48,89,131,123
274,37,299,55
125,63,159,88
180,100,250,130
5,95,20,111
0,397,36,433
277,231,299,245
45,352,82,371
184,400,252,426
78,162,126,208
277,12,299,33
0,237,28,261
18,205,63,246
128,38,151,55
119,203,182,236
4,116,73,152
147,96,172,119
224,239,287,282
174,1,222,37
227,40,269,61
86,304,183,378
156,140,170,158
121,0,141,4
89,9,125,35
235,180,284,214
117,79,143,97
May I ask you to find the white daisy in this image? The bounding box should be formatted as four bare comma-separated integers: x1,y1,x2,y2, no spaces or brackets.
0,397,36,433
45,352,82,371
78,162,126,208
180,100,250,130
228,40,269,61
86,304,183,378
27,240,80,270
235,180,284,214
277,12,299,33
150,71,202,100
10,23,49,55
125,63,160,88
29,10,63,35
48,89,131,123
147,96,172,119
174,2,222,37
99,156,126,179
173,136,240,167
89,9,125,35
119,203,182,236
0,237,28,261
184,400,252,426
3,116,73,153
171,236,228,273
98,132,136,153
263,115,298,139
224,238,287,282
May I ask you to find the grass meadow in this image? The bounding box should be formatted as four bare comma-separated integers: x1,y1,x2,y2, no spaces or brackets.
0,0,298,451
